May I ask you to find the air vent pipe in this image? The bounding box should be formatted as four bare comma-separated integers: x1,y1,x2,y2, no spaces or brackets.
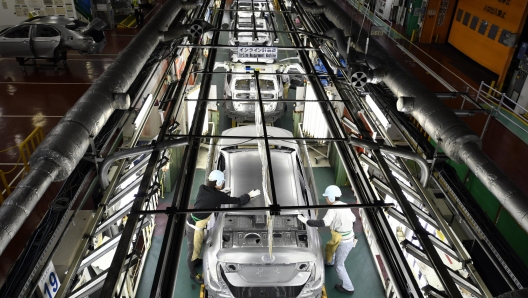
0,0,200,257
297,0,528,232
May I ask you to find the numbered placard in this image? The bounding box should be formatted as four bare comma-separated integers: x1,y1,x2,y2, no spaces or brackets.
38,262,60,298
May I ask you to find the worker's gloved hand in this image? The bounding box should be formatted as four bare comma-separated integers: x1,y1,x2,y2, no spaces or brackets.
248,189,261,198
220,187,231,194
297,214,308,224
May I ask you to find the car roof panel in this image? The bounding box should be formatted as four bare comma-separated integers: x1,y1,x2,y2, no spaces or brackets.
21,16,76,26
219,125,295,149
228,150,302,208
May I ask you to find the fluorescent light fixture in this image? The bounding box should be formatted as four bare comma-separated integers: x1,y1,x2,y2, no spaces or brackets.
134,94,153,129
187,87,209,135
365,94,390,130
342,117,359,134
303,83,328,139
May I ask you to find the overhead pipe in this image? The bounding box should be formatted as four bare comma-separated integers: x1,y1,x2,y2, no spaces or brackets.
98,138,188,189
325,27,384,69
298,0,528,233
349,137,429,187
298,0,326,14
0,0,200,257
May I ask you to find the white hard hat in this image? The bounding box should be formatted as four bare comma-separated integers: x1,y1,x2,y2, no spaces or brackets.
208,170,225,186
323,185,341,202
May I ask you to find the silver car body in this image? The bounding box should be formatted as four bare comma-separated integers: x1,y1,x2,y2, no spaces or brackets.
203,125,324,298
223,63,285,123
228,17,274,63
0,16,106,59
231,0,271,18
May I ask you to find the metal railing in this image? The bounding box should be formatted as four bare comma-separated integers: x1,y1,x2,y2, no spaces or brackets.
476,82,528,142
0,170,10,205
346,0,480,99
0,126,45,204
345,0,528,146
19,126,46,172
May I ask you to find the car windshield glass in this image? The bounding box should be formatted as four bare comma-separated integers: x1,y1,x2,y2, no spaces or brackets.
258,79,275,91
235,79,250,90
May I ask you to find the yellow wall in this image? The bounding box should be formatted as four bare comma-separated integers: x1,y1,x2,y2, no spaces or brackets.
448,0,528,83
420,0,457,44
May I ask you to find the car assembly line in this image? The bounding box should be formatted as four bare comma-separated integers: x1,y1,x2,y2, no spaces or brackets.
0,0,527,298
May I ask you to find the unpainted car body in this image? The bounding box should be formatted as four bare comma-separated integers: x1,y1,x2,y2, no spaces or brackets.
0,16,106,60
203,126,324,298
230,0,271,19
229,17,273,47
228,17,275,63
223,63,285,123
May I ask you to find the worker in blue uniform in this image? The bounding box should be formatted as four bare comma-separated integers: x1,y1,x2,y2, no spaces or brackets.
298,185,356,295
186,170,261,284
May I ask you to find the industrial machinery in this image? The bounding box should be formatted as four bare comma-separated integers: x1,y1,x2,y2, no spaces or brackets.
203,126,324,298
0,0,527,298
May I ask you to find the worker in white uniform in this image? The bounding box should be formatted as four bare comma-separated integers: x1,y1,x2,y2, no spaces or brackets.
298,185,356,295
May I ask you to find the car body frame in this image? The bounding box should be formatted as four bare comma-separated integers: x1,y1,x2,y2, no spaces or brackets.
228,17,275,63
0,16,106,62
203,125,324,298
230,0,271,19
221,62,285,123
216,62,305,123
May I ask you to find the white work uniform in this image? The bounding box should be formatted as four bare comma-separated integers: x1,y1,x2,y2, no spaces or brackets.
322,201,356,291
322,201,356,241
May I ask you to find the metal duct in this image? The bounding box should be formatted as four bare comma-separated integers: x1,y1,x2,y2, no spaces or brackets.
325,27,384,69
298,0,325,14
298,0,528,232
221,12,231,29
0,0,200,257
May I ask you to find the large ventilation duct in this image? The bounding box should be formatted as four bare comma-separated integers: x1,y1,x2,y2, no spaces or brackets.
0,0,200,256
298,0,528,233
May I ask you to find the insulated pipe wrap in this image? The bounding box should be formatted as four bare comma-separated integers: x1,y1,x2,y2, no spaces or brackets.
0,0,198,257
298,0,325,14
29,122,91,179
381,58,480,160
297,0,528,231
0,160,59,244
459,142,528,232
60,96,114,133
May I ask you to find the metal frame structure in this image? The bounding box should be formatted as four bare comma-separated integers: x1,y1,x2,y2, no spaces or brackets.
2,0,528,297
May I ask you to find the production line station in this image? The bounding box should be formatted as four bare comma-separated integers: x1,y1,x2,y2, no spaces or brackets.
0,0,528,297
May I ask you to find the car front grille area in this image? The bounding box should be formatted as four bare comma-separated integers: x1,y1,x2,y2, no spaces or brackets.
220,267,304,298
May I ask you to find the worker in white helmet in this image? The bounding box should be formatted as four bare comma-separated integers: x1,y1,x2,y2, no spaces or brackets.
186,170,261,284
298,185,356,295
